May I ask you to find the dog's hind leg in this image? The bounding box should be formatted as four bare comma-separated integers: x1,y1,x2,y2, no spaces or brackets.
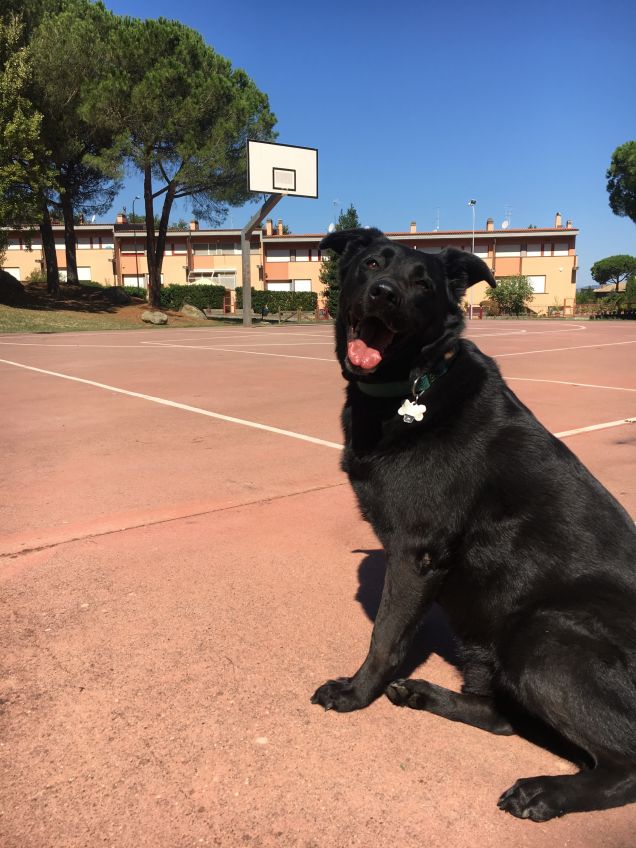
497,762,636,821
497,609,636,820
385,678,515,735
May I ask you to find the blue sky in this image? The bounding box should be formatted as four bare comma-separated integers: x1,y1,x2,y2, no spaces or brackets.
104,0,636,287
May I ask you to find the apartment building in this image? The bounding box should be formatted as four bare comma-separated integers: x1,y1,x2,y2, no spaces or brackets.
2,212,578,314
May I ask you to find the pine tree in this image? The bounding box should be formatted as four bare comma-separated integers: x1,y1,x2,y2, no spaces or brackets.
320,204,360,318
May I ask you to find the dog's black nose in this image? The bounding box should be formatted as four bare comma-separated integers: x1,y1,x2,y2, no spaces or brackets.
369,280,399,305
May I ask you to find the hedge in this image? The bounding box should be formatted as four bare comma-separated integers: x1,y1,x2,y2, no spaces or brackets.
160,284,225,310
121,285,147,299
235,287,317,312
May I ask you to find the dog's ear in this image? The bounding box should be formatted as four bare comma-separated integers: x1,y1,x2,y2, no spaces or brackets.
439,247,496,300
319,227,386,256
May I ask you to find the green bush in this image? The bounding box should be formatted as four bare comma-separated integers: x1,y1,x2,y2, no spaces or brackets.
489,275,534,315
25,268,47,283
121,285,147,299
235,287,317,312
159,283,225,310
575,287,596,304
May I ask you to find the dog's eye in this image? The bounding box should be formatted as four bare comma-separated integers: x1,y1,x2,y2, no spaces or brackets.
366,258,380,269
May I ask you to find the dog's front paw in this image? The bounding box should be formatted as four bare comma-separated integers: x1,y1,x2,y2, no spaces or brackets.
310,677,370,712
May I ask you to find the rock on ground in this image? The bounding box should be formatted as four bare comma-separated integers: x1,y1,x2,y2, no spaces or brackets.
180,303,206,320
141,310,168,325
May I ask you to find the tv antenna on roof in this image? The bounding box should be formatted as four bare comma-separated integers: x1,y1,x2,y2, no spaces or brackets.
502,205,512,229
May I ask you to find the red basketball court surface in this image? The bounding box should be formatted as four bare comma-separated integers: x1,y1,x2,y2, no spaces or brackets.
1,319,635,847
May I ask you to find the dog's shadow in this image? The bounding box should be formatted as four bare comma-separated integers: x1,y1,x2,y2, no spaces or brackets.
354,548,588,766
354,549,461,674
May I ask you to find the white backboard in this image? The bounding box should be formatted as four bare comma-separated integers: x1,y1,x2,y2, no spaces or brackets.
248,140,318,198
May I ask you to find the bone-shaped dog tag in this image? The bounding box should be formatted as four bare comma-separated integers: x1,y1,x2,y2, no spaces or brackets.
398,399,426,424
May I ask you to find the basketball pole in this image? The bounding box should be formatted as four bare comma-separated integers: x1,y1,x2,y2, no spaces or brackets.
241,193,284,327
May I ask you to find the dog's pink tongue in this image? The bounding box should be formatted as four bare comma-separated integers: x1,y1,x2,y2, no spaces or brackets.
348,339,382,370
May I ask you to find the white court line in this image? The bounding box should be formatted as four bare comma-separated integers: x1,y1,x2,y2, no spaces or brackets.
0,359,342,450
554,418,635,438
142,342,335,362
141,339,334,347
508,377,636,393
0,342,156,349
2,358,634,449
0,340,334,349
497,340,636,358
141,338,636,364
465,327,586,338
153,330,334,343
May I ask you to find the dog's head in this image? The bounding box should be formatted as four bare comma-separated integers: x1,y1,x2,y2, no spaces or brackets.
320,227,495,381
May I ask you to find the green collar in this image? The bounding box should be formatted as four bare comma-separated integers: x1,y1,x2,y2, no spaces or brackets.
356,379,411,398
356,350,456,400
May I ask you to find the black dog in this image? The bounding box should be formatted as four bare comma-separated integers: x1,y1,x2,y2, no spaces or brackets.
311,228,636,821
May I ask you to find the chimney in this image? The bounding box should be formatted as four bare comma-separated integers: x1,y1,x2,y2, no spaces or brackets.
265,219,273,236
486,217,494,231
116,212,127,225
189,219,199,231
554,212,562,228
410,221,417,233
276,218,284,236
566,219,573,229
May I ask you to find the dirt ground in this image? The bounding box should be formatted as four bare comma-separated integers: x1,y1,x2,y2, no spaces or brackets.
1,320,635,848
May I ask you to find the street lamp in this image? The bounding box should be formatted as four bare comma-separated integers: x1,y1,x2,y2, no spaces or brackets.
468,200,477,316
132,195,141,290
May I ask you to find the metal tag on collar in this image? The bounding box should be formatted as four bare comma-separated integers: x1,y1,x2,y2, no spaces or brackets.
397,376,428,424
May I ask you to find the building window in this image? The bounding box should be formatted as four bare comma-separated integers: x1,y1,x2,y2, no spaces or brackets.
77,236,91,250
527,275,546,293
495,243,521,257
292,279,311,292
267,249,291,263
266,281,292,291
123,274,146,289
295,249,309,262
526,242,542,257
188,270,237,288
192,242,239,256
77,267,92,281
554,242,569,257
120,240,145,254
543,243,552,256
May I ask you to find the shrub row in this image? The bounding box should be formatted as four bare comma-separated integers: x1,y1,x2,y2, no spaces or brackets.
160,283,226,310
591,309,636,320
121,285,146,299
235,287,317,312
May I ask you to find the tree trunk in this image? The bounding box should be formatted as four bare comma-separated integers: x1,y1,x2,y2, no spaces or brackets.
60,188,79,284
154,182,176,292
144,164,160,308
40,202,59,296
144,164,176,309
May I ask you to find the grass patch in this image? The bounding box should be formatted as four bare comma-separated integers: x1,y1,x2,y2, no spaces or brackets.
0,281,224,334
